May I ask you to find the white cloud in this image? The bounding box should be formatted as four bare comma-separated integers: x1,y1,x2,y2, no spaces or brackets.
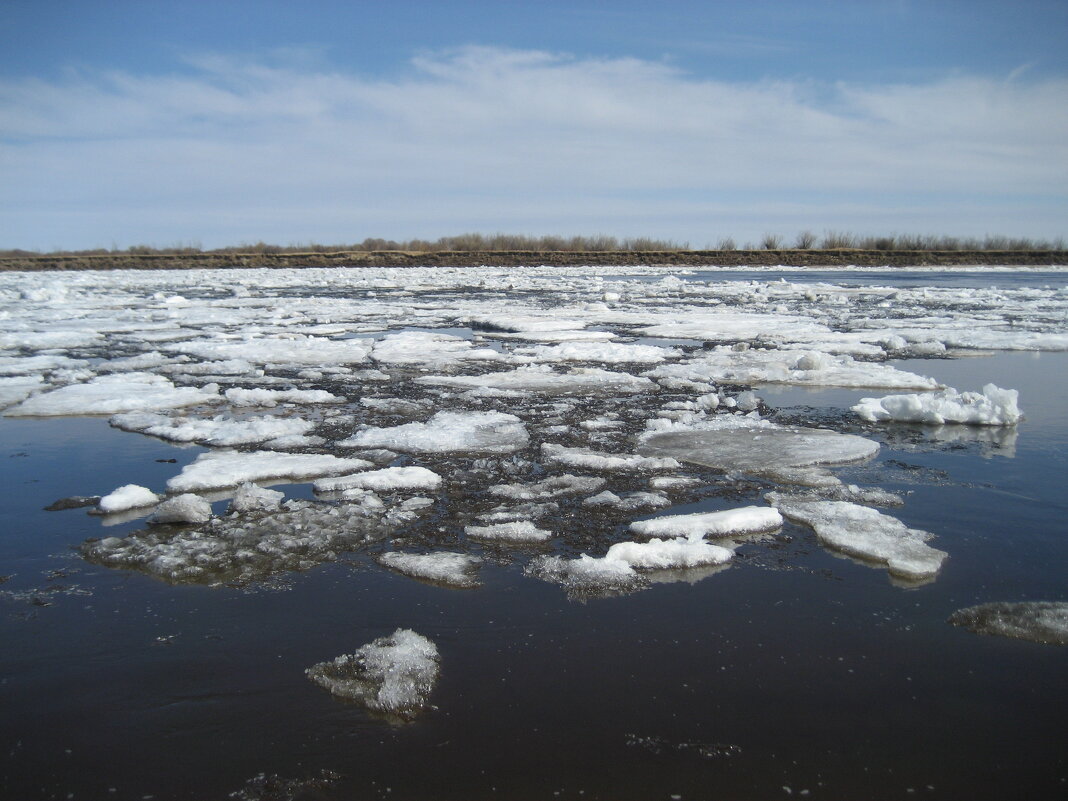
1,46,1065,248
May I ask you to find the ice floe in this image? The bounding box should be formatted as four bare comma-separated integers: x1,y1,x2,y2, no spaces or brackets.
167,451,373,493
305,628,440,719
314,466,442,494
378,551,482,588
629,506,783,540
417,365,657,395
852,384,1022,425
224,388,346,407
341,410,528,454
5,373,220,416
515,341,680,364
464,521,552,543
111,411,316,447
948,601,1068,645
771,499,947,581
98,484,161,514
150,493,213,525
541,443,681,472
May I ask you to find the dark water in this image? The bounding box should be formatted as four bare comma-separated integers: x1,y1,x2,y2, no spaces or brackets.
2,365,1067,798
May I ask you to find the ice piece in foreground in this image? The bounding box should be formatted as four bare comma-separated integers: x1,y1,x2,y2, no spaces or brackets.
378,551,482,588
852,384,1022,426
167,451,373,493
948,602,1068,645
341,411,528,454
98,484,161,514
629,506,783,540
772,499,947,581
150,494,213,524
640,417,878,485
5,373,220,416
306,629,440,719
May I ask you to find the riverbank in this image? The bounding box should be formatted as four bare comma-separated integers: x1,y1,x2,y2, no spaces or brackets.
1,249,1065,271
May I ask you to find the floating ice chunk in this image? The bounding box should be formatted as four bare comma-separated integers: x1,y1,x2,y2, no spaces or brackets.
464,521,552,543
5,373,220,416
526,553,641,593
83,500,390,585
516,341,679,364
99,484,160,514
314,467,442,494
633,311,829,342
360,397,429,415
649,476,702,490
167,451,373,493
417,365,657,395
640,417,878,484
341,411,529,454
378,551,482,588
0,375,46,409
629,506,783,540
488,474,606,501
772,499,947,581
604,538,734,570
852,384,1022,426
370,331,507,366
541,443,681,472
0,354,89,376
583,491,671,512
645,346,941,390
948,602,1068,645
230,483,285,513
111,411,316,447
169,336,371,366
163,359,257,376
224,388,346,407
306,629,440,719
151,494,213,525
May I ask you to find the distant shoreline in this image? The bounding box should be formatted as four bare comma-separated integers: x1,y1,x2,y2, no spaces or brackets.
0,249,1065,271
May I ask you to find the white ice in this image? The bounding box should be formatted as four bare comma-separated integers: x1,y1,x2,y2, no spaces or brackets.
378,551,482,588
229,482,285,513
852,384,1022,425
167,450,373,492
314,466,442,493
341,410,529,454
629,506,783,540
98,484,160,514
5,373,220,416
111,411,315,447
168,335,372,367
305,628,440,718
772,498,947,581
224,388,346,407
416,365,657,395
515,341,679,364
541,443,681,472
370,331,507,366
464,521,552,543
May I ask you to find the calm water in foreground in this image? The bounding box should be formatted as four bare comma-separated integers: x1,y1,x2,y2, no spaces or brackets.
1,275,1066,800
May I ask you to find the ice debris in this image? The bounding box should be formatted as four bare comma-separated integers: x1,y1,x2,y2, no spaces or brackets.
948,601,1068,645
305,628,440,719
772,499,947,582
852,384,1022,426
629,506,783,540
230,483,285,513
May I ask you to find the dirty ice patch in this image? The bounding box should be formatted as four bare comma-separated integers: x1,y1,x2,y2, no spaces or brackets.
515,341,679,364
111,411,315,447
416,365,657,395
378,552,482,588
629,506,783,540
167,451,373,493
168,336,371,366
314,466,441,494
645,347,941,390
224,388,346,407
83,499,390,585
305,629,440,720
370,331,508,366
772,499,947,582
853,384,1022,425
341,410,528,454
948,602,1068,645
150,494,213,525
541,443,681,472
5,373,220,416
640,416,879,485
488,474,606,501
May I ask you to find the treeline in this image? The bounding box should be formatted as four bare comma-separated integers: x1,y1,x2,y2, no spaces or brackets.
2,231,1065,258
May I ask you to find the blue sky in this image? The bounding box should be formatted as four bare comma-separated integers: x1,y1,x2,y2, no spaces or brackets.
1,0,1066,250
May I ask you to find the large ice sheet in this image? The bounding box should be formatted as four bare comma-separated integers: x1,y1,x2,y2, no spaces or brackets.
168,336,372,366
948,602,1068,645
416,365,657,395
305,629,440,719
5,373,220,416
341,410,529,454
516,341,679,364
772,499,947,581
111,411,315,446
541,443,681,472
646,347,941,390
853,384,1022,425
167,451,373,492
640,416,879,484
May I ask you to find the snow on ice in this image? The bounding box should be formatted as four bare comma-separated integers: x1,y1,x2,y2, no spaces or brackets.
852,384,1022,425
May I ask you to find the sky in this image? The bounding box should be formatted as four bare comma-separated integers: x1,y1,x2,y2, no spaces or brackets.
1,0,1066,251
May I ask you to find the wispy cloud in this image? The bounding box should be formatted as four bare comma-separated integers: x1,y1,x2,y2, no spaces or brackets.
1,46,1065,248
